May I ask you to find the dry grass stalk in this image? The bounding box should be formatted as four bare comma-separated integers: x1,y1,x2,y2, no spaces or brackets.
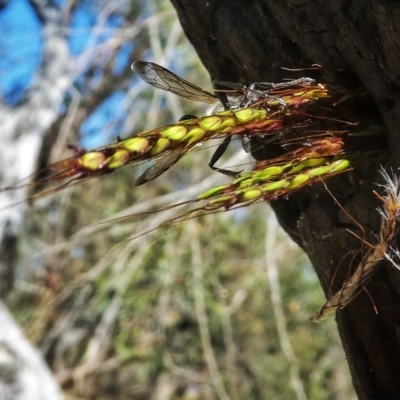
311,169,400,321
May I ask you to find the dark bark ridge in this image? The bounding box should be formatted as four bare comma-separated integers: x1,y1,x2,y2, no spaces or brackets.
170,1,400,399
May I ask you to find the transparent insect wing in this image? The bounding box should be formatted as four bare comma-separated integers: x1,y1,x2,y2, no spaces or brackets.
132,61,217,104
135,150,187,186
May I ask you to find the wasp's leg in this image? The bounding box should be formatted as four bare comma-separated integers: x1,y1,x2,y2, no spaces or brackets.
208,136,242,178
249,77,314,90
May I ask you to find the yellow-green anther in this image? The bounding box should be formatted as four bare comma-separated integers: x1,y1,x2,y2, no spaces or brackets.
234,108,266,122
180,118,198,125
150,138,171,156
215,110,232,117
289,174,310,188
307,159,350,177
289,163,308,174
236,178,254,187
219,117,236,130
107,150,130,169
314,90,329,98
263,179,289,191
308,165,332,177
162,125,188,141
208,194,236,206
185,128,206,144
331,159,351,172
200,116,223,131
267,98,282,106
199,184,230,199
294,90,306,97
123,137,150,152
281,162,294,171
242,189,263,201
254,166,284,181
219,127,235,134
79,152,106,170
301,157,325,167
233,173,253,184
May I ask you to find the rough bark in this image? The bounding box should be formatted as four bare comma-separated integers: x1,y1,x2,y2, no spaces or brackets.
170,0,400,398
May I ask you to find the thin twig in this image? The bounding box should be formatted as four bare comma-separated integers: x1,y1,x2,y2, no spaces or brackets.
265,211,308,400
311,168,400,321
188,221,231,400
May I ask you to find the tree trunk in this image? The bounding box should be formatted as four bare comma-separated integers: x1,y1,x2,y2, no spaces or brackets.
170,1,400,398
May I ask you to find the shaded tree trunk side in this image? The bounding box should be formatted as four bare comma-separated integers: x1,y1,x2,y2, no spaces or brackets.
170,1,400,398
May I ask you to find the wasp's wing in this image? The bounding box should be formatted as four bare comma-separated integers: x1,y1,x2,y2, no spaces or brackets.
134,150,187,186
132,61,217,104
